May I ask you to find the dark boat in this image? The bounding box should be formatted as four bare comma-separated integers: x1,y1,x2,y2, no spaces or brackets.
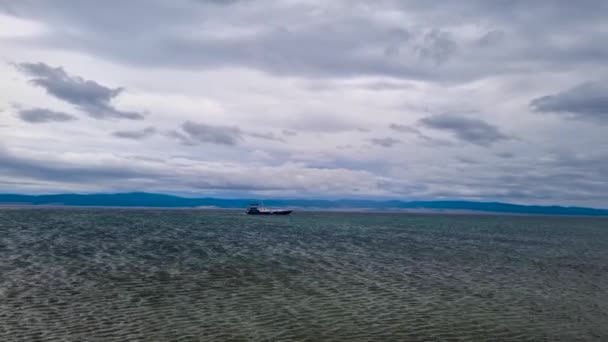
246,203,292,215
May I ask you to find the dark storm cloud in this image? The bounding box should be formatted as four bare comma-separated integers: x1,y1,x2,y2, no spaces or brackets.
180,121,243,146
17,107,76,123
419,114,509,146
112,127,156,139
370,137,401,147
530,81,608,123
17,62,143,120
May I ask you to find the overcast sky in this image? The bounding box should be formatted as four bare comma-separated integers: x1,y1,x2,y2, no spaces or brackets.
1,0,607,206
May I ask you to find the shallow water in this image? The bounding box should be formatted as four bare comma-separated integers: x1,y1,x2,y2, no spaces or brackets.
1,208,607,341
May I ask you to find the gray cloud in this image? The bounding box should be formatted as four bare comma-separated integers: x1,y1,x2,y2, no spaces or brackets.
370,137,401,147
17,107,76,123
336,144,354,150
390,122,455,146
389,123,420,134
456,156,479,165
180,121,242,145
0,145,151,184
359,81,414,91
17,62,143,120
285,113,366,133
0,0,601,91
478,29,505,47
11,1,604,82
416,29,457,65
282,129,297,137
246,131,285,142
0,144,398,196
530,81,608,122
7,0,604,84
419,114,509,146
166,130,197,146
112,127,156,139
496,152,515,159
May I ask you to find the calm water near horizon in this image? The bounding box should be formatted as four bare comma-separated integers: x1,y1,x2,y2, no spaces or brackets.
1,208,607,341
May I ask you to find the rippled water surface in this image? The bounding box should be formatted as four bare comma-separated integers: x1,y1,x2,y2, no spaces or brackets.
1,208,607,341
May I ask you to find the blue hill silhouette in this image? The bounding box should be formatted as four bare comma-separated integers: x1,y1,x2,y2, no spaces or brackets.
1,192,607,216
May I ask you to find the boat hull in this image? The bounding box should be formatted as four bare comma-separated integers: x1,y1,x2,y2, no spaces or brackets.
246,210,292,215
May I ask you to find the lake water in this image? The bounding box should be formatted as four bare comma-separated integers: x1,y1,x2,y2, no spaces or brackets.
1,208,607,341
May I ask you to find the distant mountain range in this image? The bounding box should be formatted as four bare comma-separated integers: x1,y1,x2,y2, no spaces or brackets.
0,192,607,216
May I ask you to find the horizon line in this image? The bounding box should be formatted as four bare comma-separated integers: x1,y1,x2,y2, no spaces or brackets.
0,191,607,212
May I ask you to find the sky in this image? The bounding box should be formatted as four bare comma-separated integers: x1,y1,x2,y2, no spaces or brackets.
0,0,607,207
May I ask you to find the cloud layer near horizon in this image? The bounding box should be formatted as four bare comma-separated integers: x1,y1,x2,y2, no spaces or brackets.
0,1,607,206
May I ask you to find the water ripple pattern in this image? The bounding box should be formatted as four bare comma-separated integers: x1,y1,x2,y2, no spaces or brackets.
1,209,607,341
